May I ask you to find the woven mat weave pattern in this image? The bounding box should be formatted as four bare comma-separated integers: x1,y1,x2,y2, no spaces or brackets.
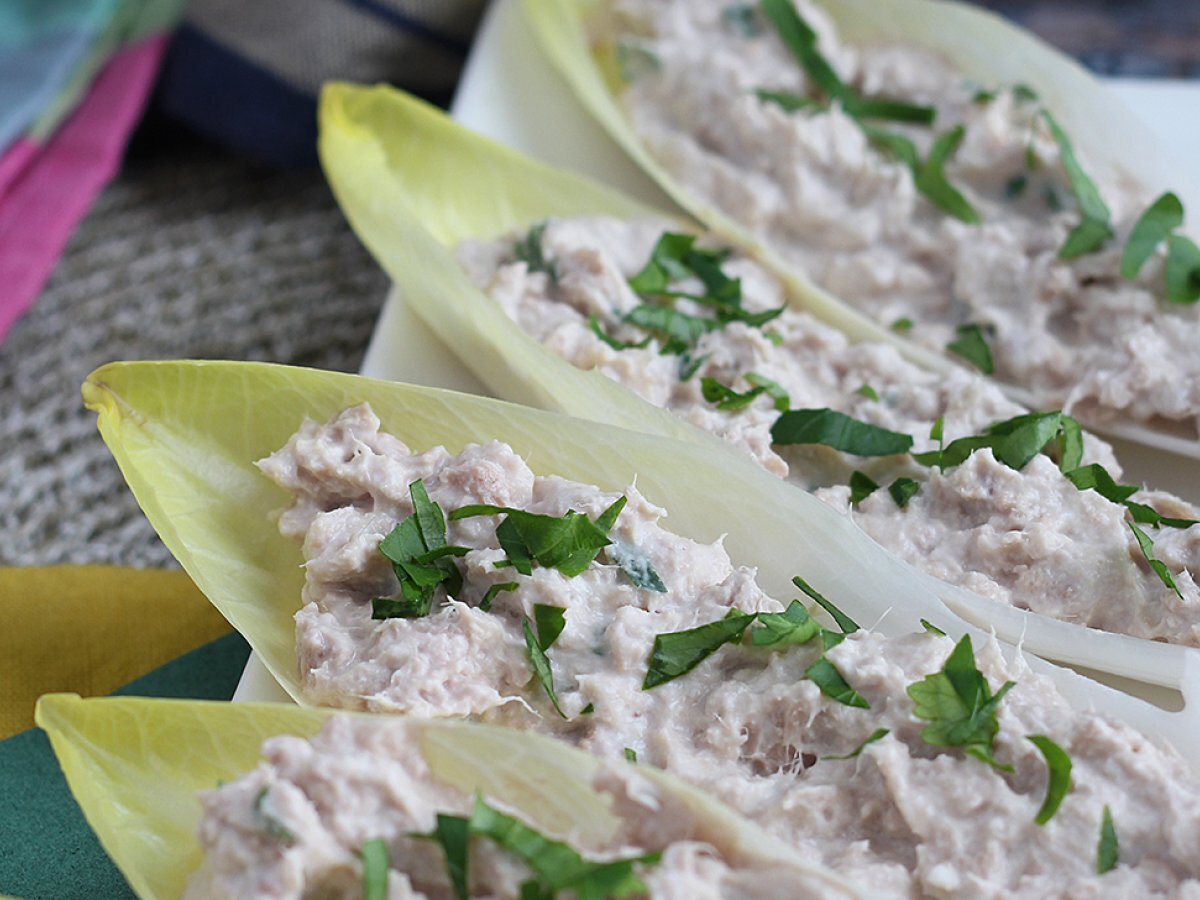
0,147,388,567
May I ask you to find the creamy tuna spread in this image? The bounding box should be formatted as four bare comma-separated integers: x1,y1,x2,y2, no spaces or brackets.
187,717,819,899
255,406,1200,896
453,216,1200,645
601,0,1200,437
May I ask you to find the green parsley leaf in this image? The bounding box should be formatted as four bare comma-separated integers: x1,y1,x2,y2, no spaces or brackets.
806,655,870,707
930,416,945,447
920,618,946,636
891,316,914,332
580,703,594,714
888,477,920,508
607,540,668,592
1064,463,1138,503
360,838,391,900
907,634,1015,770
625,305,720,350
1028,735,1072,825
860,124,920,170
469,795,658,895
1097,806,1118,874
763,330,784,346
985,411,1068,470
971,87,997,104
624,747,638,763
1013,84,1041,104
1166,233,1200,305
1121,192,1184,278
480,582,518,612
524,619,566,717
746,372,791,410
513,221,556,280
855,383,879,402
915,126,980,223
1042,111,1113,258
946,323,994,374
677,350,711,380
723,3,762,36
826,727,889,760
757,0,933,125
451,499,623,578
792,575,859,633
750,600,821,647
771,408,914,456
643,612,756,689
1043,185,1062,211
253,787,297,845
702,376,763,411
533,604,566,651
1056,415,1084,472
589,314,650,351
754,88,818,113
628,232,697,294
848,470,880,505
1128,521,1183,599
615,42,660,83
373,480,468,619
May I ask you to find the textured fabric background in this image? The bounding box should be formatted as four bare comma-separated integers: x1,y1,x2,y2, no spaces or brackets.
0,134,388,566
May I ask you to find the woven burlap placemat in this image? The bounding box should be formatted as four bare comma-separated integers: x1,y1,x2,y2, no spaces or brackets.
0,142,389,567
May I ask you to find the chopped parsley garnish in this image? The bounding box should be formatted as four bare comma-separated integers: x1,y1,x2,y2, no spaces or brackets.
906,634,1014,770
1041,111,1112,258
624,305,721,352
513,221,557,279
855,383,879,402
920,618,946,637
589,314,650,351
754,88,817,113
524,619,566,717
1004,174,1028,199
360,838,391,900
848,470,879,505
677,350,711,380
624,747,638,763
891,316,914,332
1122,192,1184,278
750,600,821,647
723,3,762,37
913,411,1080,473
480,581,518,612
253,787,297,845
1063,463,1195,529
607,540,668,592
1097,806,1119,874
533,604,566,650
771,408,914,456
372,480,468,620
826,727,889,760
915,125,980,223
701,373,789,412
946,323,994,374
888,477,920,508
793,575,859,633
615,41,660,83
424,797,658,900
643,612,756,689
451,497,625,578
757,0,934,125
1166,233,1200,305
1013,84,1041,104
806,655,869,708
763,330,784,346
1027,735,1072,825
1128,522,1184,600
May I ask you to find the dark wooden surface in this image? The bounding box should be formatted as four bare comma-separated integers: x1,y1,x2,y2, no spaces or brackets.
978,0,1200,78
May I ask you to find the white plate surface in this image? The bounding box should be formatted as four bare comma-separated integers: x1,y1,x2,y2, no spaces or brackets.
235,0,1200,703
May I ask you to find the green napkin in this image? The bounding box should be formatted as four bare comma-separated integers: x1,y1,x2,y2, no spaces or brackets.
0,632,250,900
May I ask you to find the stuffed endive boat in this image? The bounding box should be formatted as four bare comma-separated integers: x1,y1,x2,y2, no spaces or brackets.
317,85,1200,687
36,694,854,898
84,361,1200,894
522,0,1200,459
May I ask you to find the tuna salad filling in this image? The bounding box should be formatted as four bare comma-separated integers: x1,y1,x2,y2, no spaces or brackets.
600,0,1200,436
454,215,1200,646
187,717,826,899
256,406,1200,896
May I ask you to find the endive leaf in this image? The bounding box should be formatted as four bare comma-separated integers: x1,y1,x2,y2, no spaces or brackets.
83,361,1200,765
521,0,1200,459
315,85,1199,691
35,694,856,899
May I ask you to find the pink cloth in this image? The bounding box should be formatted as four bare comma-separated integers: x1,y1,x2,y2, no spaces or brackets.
0,35,167,342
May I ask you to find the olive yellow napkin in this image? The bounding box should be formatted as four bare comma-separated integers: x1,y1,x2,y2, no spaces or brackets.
0,565,231,739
